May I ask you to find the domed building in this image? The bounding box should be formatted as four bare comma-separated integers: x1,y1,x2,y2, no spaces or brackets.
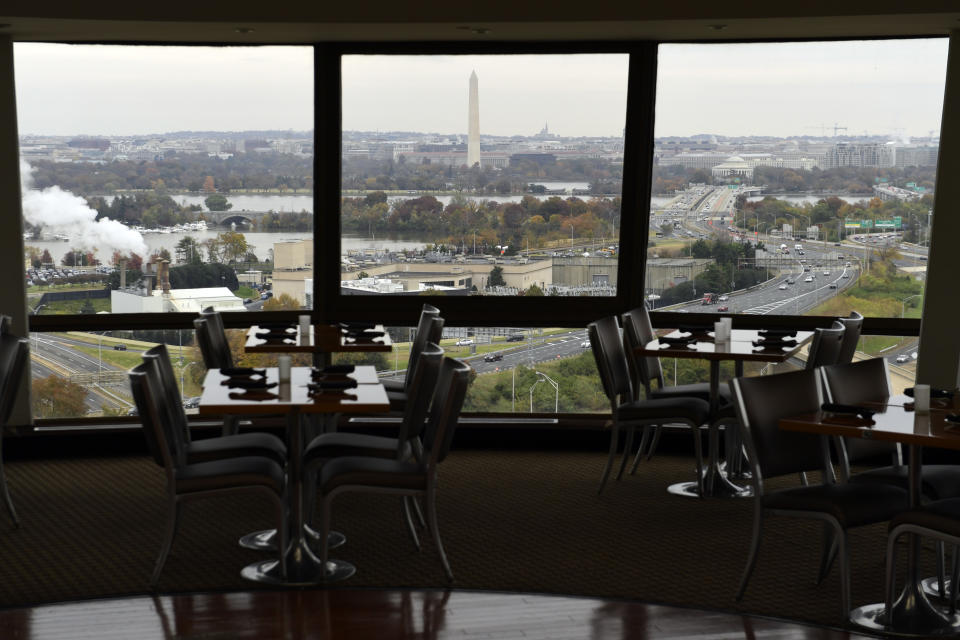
711,155,754,180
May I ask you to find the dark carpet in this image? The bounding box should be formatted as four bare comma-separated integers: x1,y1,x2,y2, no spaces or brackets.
0,449,931,628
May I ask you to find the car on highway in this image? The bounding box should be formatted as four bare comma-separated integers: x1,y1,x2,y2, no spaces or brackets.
787,278,795,284
456,338,474,346
829,283,837,289
778,284,787,290
579,339,592,348
804,276,813,282
113,344,127,351
803,266,810,272
823,271,830,276
895,354,909,364
182,396,201,409
483,353,503,362
506,334,524,342
717,305,729,312
842,273,850,278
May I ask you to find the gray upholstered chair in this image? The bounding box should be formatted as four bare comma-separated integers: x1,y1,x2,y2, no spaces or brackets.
383,306,443,412
621,305,734,469
805,320,846,369
730,367,909,616
141,344,286,466
129,363,287,587
0,324,27,527
588,315,710,494
311,357,472,582
836,311,864,364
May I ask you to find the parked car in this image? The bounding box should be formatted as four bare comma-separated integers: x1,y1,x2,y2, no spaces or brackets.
717,305,729,312
113,344,127,351
182,396,201,409
718,294,729,301
456,338,474,346
506,334,524,342
483,353,503,362
580,340,591,348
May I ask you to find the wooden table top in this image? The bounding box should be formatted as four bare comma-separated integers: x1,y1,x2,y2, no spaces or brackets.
244,324,392,354
779,394,960,450
637,328,815,363
198,366,390,415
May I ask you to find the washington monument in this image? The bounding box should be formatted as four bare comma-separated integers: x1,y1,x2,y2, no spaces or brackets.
467,70,480,167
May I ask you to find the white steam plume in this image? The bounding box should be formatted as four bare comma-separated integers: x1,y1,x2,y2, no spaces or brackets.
20,159,147,259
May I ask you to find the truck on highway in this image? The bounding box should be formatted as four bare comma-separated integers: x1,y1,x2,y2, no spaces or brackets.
701,292,718,305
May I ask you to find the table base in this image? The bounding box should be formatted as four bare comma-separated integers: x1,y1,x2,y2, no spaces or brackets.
240,527,346,552
922,576,957,602
666,480,752,499
851,590,960,637
241,538,356,587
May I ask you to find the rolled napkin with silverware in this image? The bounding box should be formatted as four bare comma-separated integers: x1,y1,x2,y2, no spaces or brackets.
757,329,798,338
752,338,797,348
307,379,358,392
339,322,377,331
220,367,266,377
344,330,385,340
821,402,876,420
228,389,280,401
315,364,355,375
658,334,695,346
222,378,278,390
904,387,954,399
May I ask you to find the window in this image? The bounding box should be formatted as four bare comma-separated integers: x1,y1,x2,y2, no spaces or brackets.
16,44,314,317
340,54,628,298
650,39,946,332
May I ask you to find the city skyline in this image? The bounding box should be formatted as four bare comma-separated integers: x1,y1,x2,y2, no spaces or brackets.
12,40,948,139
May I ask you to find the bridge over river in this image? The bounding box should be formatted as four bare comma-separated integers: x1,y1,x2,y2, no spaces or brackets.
203,210,312,227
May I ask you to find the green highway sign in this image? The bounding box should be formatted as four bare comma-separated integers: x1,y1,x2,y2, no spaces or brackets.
906,182,916,188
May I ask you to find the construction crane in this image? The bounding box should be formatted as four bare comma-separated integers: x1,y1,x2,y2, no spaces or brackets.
832,123,848,137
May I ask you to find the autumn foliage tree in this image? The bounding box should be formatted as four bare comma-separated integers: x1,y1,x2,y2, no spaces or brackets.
33,375,88,418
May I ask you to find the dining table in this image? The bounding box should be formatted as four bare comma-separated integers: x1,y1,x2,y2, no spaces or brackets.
635,327,814,498
198,364,390,586
245,322,392,365
780,394,960,636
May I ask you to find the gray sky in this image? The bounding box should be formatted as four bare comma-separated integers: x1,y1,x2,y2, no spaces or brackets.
13,39,948,139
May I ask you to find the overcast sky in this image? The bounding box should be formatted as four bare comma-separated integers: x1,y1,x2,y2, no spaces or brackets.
13,39,948,139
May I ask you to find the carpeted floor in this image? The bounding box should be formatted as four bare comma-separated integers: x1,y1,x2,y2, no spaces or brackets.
0,449,931,628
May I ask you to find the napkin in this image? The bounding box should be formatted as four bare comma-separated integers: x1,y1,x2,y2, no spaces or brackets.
752,338,797,348
677,325,711,335
308,389,358,401
316,364,355,375
220,367,266,377
658,334,695,346
757,329,798,338
228,390,280,401
822,402,876,420
904,387,954,399
222,379,278,390
339,322,377,331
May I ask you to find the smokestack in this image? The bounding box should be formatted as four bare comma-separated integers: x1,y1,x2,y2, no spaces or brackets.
158,260,171,295
119,258,127,289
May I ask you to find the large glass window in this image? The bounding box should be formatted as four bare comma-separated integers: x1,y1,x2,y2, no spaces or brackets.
650,39,946,332
16,44,314,316
340,54,627,297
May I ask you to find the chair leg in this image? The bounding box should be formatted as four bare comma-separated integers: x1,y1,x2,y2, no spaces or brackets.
692,426,705,497
598,422,620,494
799,472,809,486
885,527,902,626
629,426,653,475
425,486,453,582
950,544,960,615
616,427,635,481
410,495,426,528
938,541,947,598
837,527,852,618
0,455,18,527
644,425,663,461
736,507,764,602
221,415,240,437
151,497,181,588
401,497,421,551
816,523,837,585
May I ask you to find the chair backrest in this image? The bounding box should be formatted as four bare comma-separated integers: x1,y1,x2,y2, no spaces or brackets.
836,311,864,364
622,305,664,398
0,334,28,426
194,317,233,370
142,344,192,453
821,357,898,466
398,342,444,446
404,305,441,393
587,316,633,409
128,364,176,474
805,321,846,370
730,368,828,482
199,307,234,367
422,358,472,467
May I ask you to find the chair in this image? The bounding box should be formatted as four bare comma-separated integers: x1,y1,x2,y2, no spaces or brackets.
621,305,733,468
729,367,909,616
0,325,28,527
141,344,286,466
311,357,472,582
128,363,287,587
303,342,445,544
805,321,846,369
383,305,443,411
195,307,233,369
385,316,444,413
588,315,710,494
836,311,864,364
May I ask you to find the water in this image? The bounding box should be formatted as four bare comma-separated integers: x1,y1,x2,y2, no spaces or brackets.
746,194,861,206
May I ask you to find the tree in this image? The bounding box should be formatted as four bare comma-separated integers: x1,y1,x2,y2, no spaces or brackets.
24,246,42,269
263,293,302,310
40,249,53,266
525,284,545,296
202,175,216,193
204,194,232,211
33,375,88,418
216,231,249,263
357,271,369,279
175,236,203,265
488,265,506,287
